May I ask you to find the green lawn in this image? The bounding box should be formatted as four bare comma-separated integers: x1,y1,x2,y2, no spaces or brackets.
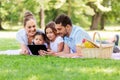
0,38,120,80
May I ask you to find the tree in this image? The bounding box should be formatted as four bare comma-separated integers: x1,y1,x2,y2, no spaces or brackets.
0,0,25,30
87,0,111,30
105,0,120,25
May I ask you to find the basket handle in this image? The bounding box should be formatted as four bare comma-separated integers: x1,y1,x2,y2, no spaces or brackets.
93,32,102,48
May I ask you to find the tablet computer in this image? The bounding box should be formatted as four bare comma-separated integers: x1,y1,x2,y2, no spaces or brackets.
28,45,47,55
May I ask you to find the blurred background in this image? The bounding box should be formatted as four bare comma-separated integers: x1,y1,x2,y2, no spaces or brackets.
0,0,120,31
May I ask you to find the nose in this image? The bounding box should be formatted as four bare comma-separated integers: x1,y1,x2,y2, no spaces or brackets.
31,27,35,30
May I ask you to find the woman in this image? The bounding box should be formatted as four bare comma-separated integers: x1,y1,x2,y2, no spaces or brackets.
16,11,43,54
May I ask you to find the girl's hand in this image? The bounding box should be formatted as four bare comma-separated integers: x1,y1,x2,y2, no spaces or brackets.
38,50,47,56
45,49,56,56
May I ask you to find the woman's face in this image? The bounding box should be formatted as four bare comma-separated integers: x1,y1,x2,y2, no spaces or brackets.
46,28,56,41
25,19,36,37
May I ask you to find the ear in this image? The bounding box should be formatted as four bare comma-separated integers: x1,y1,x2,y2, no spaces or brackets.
66,24,70,28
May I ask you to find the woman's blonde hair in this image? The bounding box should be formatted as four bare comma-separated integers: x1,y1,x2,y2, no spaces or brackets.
23,11,35,27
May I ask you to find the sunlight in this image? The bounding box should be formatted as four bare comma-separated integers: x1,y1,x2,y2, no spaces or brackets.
63,67,118,74
0,69,17,73
55,0,66,9
28,75,39,80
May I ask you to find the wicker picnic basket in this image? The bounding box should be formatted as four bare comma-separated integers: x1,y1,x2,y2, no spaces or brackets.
81,32,114,59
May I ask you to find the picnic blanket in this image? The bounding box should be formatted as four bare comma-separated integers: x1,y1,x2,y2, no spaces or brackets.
0,48,120,60
0,49,21,55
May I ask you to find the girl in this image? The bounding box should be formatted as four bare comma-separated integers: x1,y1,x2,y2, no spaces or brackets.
44,21,64,53
29,32,48,55
32,32,47,45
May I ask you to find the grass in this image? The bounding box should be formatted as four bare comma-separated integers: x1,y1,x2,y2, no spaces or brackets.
0,38,120,80
0,38,19,50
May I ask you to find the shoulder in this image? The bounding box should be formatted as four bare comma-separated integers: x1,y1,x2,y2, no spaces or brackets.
73,25,84,32
55,36,63,43
17,29,25,33
57,36,63,39
16,29,26,36
73,25,88,34
56,36,63,41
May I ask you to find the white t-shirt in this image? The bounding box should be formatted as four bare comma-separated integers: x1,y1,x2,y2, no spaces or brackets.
16,29,43,55
16,29,43,45
50,36,63,52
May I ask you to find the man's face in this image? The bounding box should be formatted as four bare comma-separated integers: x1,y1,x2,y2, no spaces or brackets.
55,24,67,37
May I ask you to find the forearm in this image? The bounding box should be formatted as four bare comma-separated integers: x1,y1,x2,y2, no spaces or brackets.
20,44,29,54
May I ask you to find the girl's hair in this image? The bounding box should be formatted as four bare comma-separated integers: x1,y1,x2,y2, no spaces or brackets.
44,21,57,36
23,11,35,27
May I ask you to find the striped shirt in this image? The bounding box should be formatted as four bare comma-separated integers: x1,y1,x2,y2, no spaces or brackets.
64,25,91,53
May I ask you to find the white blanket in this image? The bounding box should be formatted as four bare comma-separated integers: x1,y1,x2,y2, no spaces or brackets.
0,49,120,60
0,49,21,55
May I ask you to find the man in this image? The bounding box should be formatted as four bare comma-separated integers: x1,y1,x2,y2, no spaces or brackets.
46,14,91,58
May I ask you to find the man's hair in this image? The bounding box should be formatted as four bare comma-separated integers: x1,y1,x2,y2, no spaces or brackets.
54,14,72,27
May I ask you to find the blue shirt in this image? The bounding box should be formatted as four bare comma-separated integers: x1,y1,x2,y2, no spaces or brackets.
64,25,91,53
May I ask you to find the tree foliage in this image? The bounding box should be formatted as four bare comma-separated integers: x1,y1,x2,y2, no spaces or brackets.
0,0,119,30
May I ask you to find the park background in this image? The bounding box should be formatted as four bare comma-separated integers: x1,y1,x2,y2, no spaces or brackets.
0,0,120,30
0,0,120,80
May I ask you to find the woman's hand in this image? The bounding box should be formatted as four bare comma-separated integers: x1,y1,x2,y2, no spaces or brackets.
20,44,29,55
20,48,29,55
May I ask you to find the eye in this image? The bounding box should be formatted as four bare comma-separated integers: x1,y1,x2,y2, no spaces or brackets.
46,32,48,35
33,25,35,28
39,39,42,41
50,31,53,34
28,26,31,29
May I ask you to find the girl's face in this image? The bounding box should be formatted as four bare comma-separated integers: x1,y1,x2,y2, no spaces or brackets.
34,35,45,45
46,28,56,41
25,19,36,37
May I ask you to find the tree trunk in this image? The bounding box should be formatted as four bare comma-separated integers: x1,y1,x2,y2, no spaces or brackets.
67,0,71,17
100,15,105,30
0,17,4,30
39,5,45,29
90,12,102,30
0,1,4,30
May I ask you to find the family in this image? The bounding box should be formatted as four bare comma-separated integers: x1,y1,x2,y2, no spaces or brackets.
16,11,91,58
0,11,119,58
16,11,120,57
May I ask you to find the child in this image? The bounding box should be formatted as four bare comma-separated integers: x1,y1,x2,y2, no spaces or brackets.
32,32,47,45
44,21,64,53
29,32,48,55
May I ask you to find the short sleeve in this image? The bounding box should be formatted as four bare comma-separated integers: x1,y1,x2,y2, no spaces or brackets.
74,31,91,45
56,36,63,44
16,29,28,45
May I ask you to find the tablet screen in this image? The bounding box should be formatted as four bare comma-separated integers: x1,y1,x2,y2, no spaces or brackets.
28,45,47,55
